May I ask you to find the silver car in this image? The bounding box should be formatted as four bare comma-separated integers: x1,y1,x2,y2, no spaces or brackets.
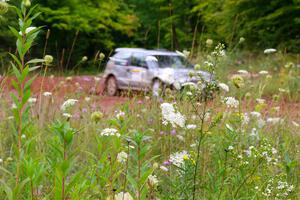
103,48,212,96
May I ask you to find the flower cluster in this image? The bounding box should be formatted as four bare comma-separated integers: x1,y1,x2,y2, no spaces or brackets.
117,151,128,163
223,97,239,108
218,83,229,92
169,150,190,167
114,192,133,200
262,177,294,199
161,103,186,128
100,128,120,137
60,99,78,111
148,174,159,187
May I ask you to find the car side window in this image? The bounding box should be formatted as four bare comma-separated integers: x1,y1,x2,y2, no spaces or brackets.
113,51,131,66
130,53,147,68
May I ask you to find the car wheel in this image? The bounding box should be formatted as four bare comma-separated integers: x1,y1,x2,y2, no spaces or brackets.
106,76,118,96
152,79,163,97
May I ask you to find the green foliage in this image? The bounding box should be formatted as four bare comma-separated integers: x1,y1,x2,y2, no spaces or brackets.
1,0,299,73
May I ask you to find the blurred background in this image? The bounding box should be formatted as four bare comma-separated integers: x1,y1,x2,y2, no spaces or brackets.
0,0,299,73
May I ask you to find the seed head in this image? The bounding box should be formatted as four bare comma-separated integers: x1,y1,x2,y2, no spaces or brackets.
44,55,53,65
23,0,31,7
231,74,244,89
91,111,103,123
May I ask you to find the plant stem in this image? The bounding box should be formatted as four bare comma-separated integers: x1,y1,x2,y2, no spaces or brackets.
192,98,208,200
122,142,130,200
66,30,79,70
217,151,228,200
233,159,262,199
31,179,35,200
62,140,67,200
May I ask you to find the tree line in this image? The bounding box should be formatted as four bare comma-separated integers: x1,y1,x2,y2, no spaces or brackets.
0,0,299,68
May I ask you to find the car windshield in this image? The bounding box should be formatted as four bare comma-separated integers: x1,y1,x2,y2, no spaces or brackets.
153,55,193,69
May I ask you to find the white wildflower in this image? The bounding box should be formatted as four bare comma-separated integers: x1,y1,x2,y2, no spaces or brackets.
257,118,266,128
60,99,78,111
250,128,259,139
279,88,288,93
224,97,239,108
204,61,214,67
264,48,277,54
62,113,72,118
228,145,234,150
250,111,261,118
117,151,128,163
186,91,193,96
186,124,197,130
266,117,283,125
256,98,266,104
271,148,277,155
161,103,185,128
238,70,249,74
43,92,52,97
169,150,190,167
85,97,91,102
218,83,229,92
176,135,185,141
100,128,120,137
11,103,17,109
292,121,299,127
148,175,159,187
116,111,125,120
160,165,169,172
114,192,133,200
242,113,250,126
259,70,269,75
0,158,2,163
28,97,37,104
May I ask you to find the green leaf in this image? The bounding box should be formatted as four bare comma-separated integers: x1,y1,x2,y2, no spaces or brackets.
0,180,13,200
13,178,30,200
24,75,37,91
26,58,45,65
127,173,138,191
11,79,20,93
8,26,22,41
21,66,29,82
8,53,22,68
29,65,42,72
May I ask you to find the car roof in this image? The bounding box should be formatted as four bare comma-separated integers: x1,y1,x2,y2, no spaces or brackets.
115,48,180,56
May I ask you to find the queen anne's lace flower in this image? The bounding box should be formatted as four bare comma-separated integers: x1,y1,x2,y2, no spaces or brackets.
186,124,197,129
148,175,159,187
259,70,269,75
266,117,283,125
117,151,128,163
224,97,239,108
169,150,190,167
116,110,125,119
161,103,185,128
264,48,276,54
60,99,78,111
28,97,37,104
100,128,120,137
218,83,229,92
250,111,261,118
114,192,133,200
238,69,249,74
43,92,52,97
